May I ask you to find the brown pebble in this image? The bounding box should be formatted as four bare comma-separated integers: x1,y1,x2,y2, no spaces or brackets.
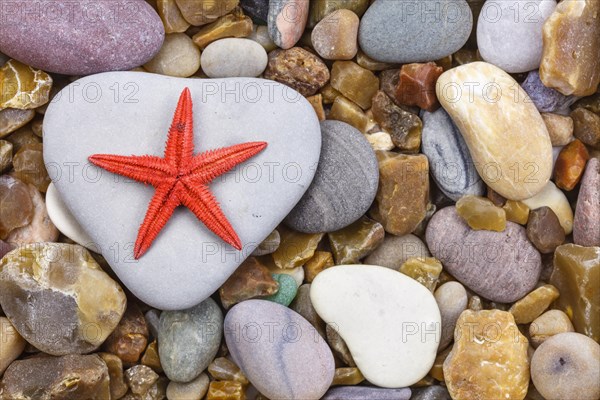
330,61,379,110
303,251,334,283
396,62,443,112
371,91,422,152
264,47,330,96
219,257,279,309
311,9,359,60
306,94,325,121
554,139,589,190
102,303,149,366
526,206,565,253
541,113,574,146
571,107,600,149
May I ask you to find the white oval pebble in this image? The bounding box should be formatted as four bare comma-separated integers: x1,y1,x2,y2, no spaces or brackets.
201,38,268,78
310,265,441,388
45,182,96,250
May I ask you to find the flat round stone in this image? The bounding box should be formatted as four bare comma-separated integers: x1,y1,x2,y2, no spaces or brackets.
201,38,268,78
310,265,441,388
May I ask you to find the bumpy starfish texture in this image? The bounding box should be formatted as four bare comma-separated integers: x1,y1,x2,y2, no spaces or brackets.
89,88,267,259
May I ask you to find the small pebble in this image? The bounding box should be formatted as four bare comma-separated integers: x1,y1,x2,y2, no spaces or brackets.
509,284,560,324
219,257,279,309
522,181,574,234
327,216,384,264
365,131,394,151
247,24,278,52
98,353,129,400
271,227,323,269
364,234,430,270
522,70,577,114
268,0,309,49
289,284,326,339
396,62,443,111
331,367,364,386
434,281,468,351
192,12,254,50
125,364,159,395
322,386,411,400
12,142,50,192
0,175,33,239
0,317,25,375
526,206,565,253
411,386,452,400
166,373,210,400
241,0,269,22
456,195,507,232
311,9,359,60
144,33,201,77
158,298,223,382
175,0,238,26
201,38,268,78
208,357,248,384
503,199,530,225
531,332,600,400
0,108,35,138
304,251,334,283
263,273,298,306
308,0,369,28
285,120,379,233
251,229,280,256
399,257,443,292
530,310,574,348
263,47,330,96
103,303,149,366
0,140,12,172
571,108,600,149
206,380,245,400
541,113,574,146
554,139,589,191
330,61,379,110
573,157,600,246
141,341,162,373
157,0,190,34
328,95,374,133
371,91,422,151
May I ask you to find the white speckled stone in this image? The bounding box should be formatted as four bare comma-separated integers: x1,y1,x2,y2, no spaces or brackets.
43,72,321,310
310,265,441,388
46,182,95,251
477,0,556,73
201,38,268,78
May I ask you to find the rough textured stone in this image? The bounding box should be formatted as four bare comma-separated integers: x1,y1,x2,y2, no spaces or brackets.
311,9,359,60
208,357,248,384
272,227,323,269
285,120,379,233
540,0,600,96
526,206,565,253
573,157,600,247
225,300,335,400
201,38,268,78
327,216,384,264
144,33,201,77
554,139,589,191
241,0,269,22
371,91,422,151
12,142,51,192
396,63,443,111
267,0,309,49
359,0,472,63
0,243,127,355
0,0,164,75
328,95,375,133
158,298,223,382
0,317,25,375
477,0,556,73
0,59,52,109
550,244,600,342
263,273,297,306
542,113,574,146
444,310,529,400
422,108,485,201
219,257,279,309
303,251,334,282
99,352,129,400
264,47,330,96
311,265,441,388
426,206,541,303
0,354,110,399
206,380,244,400
103,303,149,366
141,340,162,373
370,152,429,236
571,108,600,149
43,73,321,310
521,70,577,114
436,62,553,200
364,234,430,270
434,281,468,351
531,332,600,400
399,257,443,292
529,310,575,348
125,364,159,395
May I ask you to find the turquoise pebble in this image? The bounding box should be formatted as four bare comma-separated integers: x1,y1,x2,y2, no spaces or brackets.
264,274,298,306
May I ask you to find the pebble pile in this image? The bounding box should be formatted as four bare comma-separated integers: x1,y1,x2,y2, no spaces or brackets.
0,0,599,399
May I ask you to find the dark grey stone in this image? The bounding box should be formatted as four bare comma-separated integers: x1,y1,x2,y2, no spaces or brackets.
425,206,542,303
0,0,164,75
322,386,411,400
224,300,335,400
422,108,485,201
158,298,223,383
411,386,452,400
521,70,578,114
359,0,472,63
241,0,269,23
285,120,379,233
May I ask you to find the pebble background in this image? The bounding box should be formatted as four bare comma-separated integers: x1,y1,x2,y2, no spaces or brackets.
0,0,599,399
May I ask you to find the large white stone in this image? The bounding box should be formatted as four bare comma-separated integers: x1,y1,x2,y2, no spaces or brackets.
43,72,321,310
477,0,556,73
310,265,441,388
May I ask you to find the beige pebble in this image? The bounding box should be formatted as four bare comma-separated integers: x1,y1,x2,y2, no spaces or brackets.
166,373,209,400
541,113,574,146
529,310,574,348
144,33,201,77
0,317,26,375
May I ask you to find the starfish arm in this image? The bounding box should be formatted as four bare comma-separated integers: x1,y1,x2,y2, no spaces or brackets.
186,142,268,183
89,154,173,186
134,182,181,259
164,88,195,170
179,182,242,250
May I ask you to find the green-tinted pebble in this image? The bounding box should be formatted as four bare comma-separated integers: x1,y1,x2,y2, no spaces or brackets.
264,274,298,306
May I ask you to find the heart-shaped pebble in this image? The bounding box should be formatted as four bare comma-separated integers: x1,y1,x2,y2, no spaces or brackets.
43,72,321,310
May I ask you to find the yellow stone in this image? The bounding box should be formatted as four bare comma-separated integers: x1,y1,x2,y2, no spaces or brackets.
303,251,334,283
327,216,384,265
320,83,341,105
503,200,530,225
540,0,600,96
12,142,51,192
329,96,375,133
444,310,530,400
207,380,245,400
399,257,443,292
550,244,600,341
157,0,190,33
306,94,325,121
330,61,379,110
175,0,239,26
192,12,253,50
141,341,163,373
529,310,574,348
208,357,248,385
509,285,560,324
436,62,553,200
356,50,397,71
331,367,365,386
429,346,451,382
0,60,52,109
456,195,507,231
271,227,323,269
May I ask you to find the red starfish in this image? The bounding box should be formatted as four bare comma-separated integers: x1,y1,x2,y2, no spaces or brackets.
89,88,267,259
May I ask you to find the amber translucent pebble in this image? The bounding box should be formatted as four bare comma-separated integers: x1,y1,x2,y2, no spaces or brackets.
554,139,589,191
208,357,248,385
207,380,245,400
399,257,443,292
192,12,253,49
328,216,384,265
330,61,379,110
157,0,190,33
0,59,52,109
328,96,372,133
456,195,507,232
175,0,239,26
503,200,530,225
509,284,560,324
271,227,323,269
303,251,334,283
0,175,33,239
331,367,365,386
